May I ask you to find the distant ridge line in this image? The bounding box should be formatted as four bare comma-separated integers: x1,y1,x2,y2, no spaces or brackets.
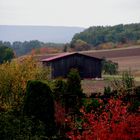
0,25,85,43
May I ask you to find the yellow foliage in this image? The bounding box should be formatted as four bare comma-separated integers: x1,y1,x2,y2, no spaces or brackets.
0,55,50,111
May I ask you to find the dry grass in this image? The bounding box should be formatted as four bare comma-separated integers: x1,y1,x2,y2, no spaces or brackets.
82,78,112,96
82,74,140,95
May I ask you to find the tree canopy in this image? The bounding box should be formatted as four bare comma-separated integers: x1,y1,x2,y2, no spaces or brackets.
0,40,64,57
0,45,14,64
71,23,140,47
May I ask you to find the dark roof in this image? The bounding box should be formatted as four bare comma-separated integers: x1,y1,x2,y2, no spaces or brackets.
41,52,102,62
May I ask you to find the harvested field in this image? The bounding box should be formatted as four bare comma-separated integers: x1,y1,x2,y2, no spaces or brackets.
82,46,140,58
109,56,140,71
82,46,140,71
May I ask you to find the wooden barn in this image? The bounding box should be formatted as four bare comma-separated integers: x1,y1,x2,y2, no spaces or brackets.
41,52,102,78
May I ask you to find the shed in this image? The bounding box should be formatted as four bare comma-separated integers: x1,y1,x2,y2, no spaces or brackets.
41,52,102,78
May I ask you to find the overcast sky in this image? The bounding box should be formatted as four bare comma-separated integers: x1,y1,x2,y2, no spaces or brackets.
0,0,140,27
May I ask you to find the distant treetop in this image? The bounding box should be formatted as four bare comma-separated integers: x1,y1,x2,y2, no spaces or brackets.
0,45,14,64
71,23,140,46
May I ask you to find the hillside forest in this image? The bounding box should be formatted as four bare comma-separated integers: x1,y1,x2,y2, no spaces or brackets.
71,23,140,50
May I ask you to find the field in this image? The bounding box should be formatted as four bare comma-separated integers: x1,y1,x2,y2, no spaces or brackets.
83,46,140,58
82,45,140,71
81,46,140,94
37,46,140,94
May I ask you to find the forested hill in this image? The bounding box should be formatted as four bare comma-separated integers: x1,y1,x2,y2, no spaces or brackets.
71,23,140,46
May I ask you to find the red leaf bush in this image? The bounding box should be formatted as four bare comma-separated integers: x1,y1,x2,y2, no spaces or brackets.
65,98,140,140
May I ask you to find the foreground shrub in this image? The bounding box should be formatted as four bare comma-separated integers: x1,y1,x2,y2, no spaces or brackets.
66,98,140,140
53,78,67,103
0,111,45,140
66,69,85,111
111,71,135,96
23,80,56,136
0,56,50,111
82,98,101,113
104,86,112,97
67,68,83,96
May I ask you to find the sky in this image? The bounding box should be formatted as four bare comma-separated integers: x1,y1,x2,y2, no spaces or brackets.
0,0,140,27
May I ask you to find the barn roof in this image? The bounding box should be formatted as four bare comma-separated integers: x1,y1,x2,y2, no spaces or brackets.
41,52,102,62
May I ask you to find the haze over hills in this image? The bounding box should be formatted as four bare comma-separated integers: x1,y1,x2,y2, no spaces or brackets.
0,25,84,43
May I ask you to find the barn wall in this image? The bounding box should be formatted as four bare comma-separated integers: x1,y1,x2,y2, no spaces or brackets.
43,54,102,78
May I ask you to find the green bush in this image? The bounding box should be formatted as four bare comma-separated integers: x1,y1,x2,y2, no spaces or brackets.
104,86,112,97
0,45,14,64
64,69,85,113
83,98,100,113
23,80,56,136
122,71,135,90
67,69,83,96
134,86,140,99
53,78,67,104
102,58,118,75
111,71,135,96
0,111,45,140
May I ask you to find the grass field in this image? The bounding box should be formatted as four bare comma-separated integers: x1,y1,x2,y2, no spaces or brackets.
81,75,120,95
82,74,140,95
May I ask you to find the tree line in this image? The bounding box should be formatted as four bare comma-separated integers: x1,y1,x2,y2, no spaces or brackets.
71,23,140,47
0,40,64,56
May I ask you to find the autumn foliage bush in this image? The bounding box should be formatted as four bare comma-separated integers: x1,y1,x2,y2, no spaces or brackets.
65,98,140,140
0,56,50,111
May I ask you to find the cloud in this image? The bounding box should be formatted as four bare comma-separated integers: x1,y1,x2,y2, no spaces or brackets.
0,0,140,27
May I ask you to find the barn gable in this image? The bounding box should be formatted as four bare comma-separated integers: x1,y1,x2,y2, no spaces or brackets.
41,52,102,78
